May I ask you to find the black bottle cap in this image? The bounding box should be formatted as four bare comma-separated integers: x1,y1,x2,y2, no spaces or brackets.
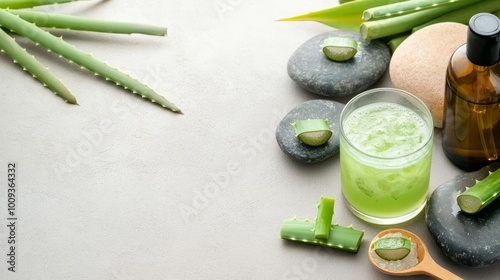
467,13,500,66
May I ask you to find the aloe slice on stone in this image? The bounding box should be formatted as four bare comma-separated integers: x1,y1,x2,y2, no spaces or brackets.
374,237,412,261
457,168,500,214
292,119,332,146
314,196,335,239
280,218,364,253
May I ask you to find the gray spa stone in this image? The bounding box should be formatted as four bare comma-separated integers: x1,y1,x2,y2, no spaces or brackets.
426,163,500,268
276,99,344,163
287,30,391,97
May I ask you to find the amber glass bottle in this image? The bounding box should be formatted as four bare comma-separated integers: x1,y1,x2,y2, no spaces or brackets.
442,13,500,171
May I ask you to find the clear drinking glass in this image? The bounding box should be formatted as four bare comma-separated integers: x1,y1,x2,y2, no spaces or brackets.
339,88,434,225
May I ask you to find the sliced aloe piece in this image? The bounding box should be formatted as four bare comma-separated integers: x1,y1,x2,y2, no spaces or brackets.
314,196,335,239
457,168,500,214
374,237,412,261
292,119,332,146
321,37,358,62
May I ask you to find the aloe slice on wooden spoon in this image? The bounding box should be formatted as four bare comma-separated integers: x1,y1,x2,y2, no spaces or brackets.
321,37,358,61
374,237,412,261
457,168,500,214
368,229,463,279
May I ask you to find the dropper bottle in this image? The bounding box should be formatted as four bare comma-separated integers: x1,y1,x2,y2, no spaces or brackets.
442,13,500,171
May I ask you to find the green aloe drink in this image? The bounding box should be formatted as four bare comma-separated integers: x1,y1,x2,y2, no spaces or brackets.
340,89,433,225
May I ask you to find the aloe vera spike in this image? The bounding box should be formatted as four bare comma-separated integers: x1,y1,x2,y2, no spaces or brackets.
412,0,500,32
360,0,482,40
280,219,364,253
457,168,500,214
363,0,475,20
0,0,79,9
314,197,335,239
0,10,181,113
8,9,167,36
0,28,76,104
277,0,407,32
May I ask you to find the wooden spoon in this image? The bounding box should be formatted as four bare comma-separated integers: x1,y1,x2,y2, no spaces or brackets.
368,228,463,280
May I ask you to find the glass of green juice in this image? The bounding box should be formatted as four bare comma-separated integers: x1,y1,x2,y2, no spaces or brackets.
340,88,433,225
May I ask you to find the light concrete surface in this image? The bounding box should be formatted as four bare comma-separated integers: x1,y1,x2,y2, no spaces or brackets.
0,0,498,279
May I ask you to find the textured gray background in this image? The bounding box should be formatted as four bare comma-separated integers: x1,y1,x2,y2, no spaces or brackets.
0,0,498,279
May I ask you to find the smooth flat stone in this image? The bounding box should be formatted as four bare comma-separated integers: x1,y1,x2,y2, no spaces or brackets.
276,100,344,163
426,163,500,267
287,30,391,97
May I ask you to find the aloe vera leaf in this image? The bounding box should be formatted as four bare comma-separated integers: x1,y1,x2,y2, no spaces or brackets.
8,10,167,36
0,10,181,113
0,27,76,104
363,0,475,20
457,168,500,214
0,0,78,9
277,0,408,32
412,0,500,32
280,218,364,253
314,197,335,239
360,0,482,40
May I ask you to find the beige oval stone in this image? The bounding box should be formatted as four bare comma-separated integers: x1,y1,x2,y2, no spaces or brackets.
390,22,468,128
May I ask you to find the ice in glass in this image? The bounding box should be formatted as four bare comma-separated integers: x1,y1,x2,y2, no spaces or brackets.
340,88,433,225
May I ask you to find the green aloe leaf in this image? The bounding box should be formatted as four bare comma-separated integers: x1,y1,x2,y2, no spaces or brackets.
277,0,407,32
0,9,181,113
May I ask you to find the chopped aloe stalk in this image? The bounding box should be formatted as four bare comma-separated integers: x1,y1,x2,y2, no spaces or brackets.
457,168,500,214
8,10,167,36
280,219,364,253
321,37,358,61
360,0,482,40
362,0,474,21
292,119,332,146
277,0,407,32
314,197,335,239
374,237,412,261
